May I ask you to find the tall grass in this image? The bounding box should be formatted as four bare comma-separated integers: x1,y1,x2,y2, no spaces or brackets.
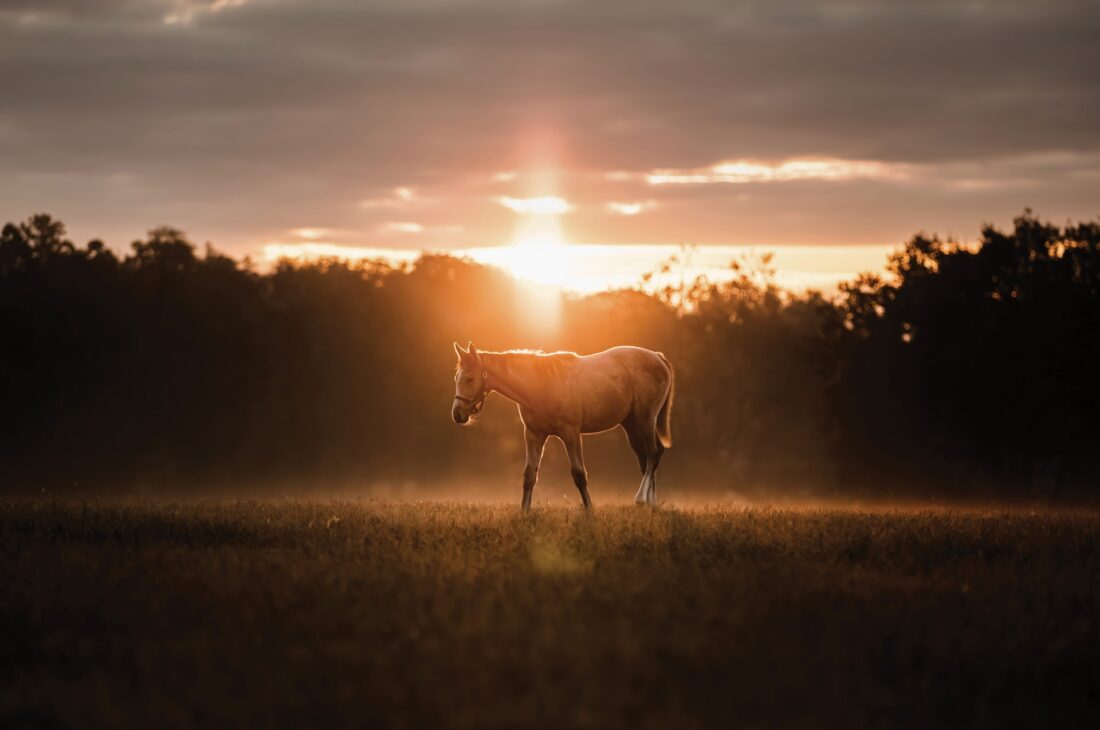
3,499,1098,728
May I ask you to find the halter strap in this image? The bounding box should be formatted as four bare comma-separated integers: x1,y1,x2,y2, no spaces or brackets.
454,370,489,413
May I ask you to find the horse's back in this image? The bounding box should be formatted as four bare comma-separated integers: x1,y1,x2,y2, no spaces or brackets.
581,346,671,383
571,347,671,433
581,345,662,365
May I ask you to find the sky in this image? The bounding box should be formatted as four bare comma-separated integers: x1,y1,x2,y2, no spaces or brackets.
1,0,1098,290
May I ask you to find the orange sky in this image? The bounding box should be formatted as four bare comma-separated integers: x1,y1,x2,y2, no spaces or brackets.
1,1,1097,291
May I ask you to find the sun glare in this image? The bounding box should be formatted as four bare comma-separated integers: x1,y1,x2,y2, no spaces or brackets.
504,217,567,331
508,232,570,286
500,205,572,288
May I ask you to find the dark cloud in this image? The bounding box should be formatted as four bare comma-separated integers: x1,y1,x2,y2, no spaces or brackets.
0,0,1097,252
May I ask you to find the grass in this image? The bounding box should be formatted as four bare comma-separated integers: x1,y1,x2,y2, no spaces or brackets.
2,499,1098,728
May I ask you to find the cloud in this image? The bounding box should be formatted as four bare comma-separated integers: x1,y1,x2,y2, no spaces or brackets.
163,0,251,26
0,0,1097,252
640,158,908,185
496,196,573,215
378,221,425,234
376,221,463,236
289,227,335,240
605,201,655,216
359,187,428,210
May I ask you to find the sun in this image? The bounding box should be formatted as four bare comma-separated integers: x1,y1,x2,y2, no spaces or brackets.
504,216,571,288
508,232,570,287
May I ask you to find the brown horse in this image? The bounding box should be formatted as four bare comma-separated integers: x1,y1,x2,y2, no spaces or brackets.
451,342,674,509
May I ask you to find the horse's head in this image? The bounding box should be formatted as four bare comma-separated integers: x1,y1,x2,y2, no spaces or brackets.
452,340,487,424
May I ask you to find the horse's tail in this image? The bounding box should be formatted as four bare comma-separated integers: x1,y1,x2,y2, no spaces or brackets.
656,352,674,448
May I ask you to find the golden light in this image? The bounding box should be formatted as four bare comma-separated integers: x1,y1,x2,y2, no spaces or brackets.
504,215,567,333
488,167,574,330
506,218,571,287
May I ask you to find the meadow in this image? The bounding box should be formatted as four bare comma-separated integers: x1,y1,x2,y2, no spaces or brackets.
2,499,1098,728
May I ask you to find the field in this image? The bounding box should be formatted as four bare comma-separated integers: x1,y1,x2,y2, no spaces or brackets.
3,499,1098,728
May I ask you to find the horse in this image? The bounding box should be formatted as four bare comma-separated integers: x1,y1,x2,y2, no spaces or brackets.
451,342,674,509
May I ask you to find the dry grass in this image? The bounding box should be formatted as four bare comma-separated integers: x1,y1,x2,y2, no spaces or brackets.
2,499,1098,728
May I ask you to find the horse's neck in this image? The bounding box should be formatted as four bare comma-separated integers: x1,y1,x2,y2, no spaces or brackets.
483,353,540,409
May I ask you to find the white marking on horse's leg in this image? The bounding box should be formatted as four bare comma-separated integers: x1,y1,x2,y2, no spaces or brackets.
646,446,663,505
635,468,653,505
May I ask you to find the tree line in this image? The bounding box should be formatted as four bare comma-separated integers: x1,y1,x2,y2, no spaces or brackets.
1,211,1097,499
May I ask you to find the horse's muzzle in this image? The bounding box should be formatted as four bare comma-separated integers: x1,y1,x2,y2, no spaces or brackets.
452,403,469,424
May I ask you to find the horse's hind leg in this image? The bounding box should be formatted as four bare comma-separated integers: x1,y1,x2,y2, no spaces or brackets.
626,414,663,506
623,419,650,504
561,430,593,510
623,418,649,473
644,440,665,506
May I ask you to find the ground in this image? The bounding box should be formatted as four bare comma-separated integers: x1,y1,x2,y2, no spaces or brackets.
2,499,1098,728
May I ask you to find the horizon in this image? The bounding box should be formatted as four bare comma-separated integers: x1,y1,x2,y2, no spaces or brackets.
20,210,903,292
266,240,902,292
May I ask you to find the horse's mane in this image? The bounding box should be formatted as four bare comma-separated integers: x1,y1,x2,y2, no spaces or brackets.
492,349,579,379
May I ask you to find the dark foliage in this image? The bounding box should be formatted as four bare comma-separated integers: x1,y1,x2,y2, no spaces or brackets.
824,212,1100,496
0,211,1096,498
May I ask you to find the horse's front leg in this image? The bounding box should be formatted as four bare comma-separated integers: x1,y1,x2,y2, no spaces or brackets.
561,430,593,510
522,428,548,510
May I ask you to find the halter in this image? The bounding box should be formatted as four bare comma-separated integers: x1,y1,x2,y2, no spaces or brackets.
454,370,489,414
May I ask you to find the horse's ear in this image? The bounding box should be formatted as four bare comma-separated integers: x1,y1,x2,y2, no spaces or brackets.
453,341,467,359
468,341,481,362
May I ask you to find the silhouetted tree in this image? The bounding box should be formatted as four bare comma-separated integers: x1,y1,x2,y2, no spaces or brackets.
0,210,1096,499
825,211,1100,496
